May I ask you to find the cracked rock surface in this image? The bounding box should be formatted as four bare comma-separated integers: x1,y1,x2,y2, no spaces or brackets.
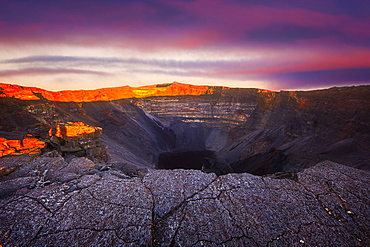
1,160,369,246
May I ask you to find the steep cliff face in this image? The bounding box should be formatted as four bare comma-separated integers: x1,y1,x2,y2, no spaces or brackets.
133,85,370,173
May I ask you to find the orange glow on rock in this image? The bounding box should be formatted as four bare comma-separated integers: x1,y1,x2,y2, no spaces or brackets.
0,137,46,157
289,92,307,108
0,84,42,100
49,122,102,138
257,88,276,110
299,99,307,108
257,89,275,93
0,82,216,103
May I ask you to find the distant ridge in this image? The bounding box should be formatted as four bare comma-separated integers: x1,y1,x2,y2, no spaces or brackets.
0,81,228,102
2,81,368,103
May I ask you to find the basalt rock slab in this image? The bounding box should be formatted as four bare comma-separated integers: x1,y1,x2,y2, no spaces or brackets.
1,160,369,246
0,152,101,199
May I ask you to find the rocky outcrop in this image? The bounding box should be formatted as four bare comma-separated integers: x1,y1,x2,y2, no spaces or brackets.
48,122,107,163
0,160,369,246
0,136,46,157
0,96,176,167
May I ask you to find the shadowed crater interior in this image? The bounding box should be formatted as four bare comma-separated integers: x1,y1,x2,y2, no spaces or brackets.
157,150,236,175
157,150,216,171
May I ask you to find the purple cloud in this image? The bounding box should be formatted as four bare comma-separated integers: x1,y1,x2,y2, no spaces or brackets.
0,68,109,77
0,0,369,90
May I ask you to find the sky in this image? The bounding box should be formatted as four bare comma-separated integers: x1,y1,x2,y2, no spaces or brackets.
0,0,369,91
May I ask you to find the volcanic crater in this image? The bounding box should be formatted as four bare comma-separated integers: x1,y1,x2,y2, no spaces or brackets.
1,82,370,246
1,82,370,175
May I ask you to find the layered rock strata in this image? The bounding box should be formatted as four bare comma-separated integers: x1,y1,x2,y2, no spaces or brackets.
0,159,369,246
134,85,370,172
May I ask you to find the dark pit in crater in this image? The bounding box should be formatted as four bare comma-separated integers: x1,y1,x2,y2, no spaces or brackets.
157,147,287,176
157,150,216,171
157,150,234,175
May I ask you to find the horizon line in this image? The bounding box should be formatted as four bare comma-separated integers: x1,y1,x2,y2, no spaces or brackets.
0,80,368,93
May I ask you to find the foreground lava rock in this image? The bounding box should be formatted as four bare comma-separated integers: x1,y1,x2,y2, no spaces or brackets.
0,158,369,246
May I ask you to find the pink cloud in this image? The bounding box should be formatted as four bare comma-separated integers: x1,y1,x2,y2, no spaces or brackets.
0,0,368,61
164,45,370,80
1,0,367,50
0,0,368,90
